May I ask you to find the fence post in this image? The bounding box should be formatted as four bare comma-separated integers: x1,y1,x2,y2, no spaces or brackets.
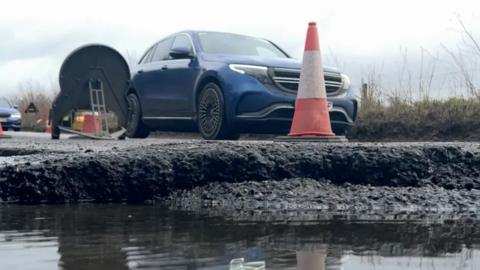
362,83,368,101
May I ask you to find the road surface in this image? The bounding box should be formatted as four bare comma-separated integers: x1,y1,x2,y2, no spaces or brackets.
0,131,479,219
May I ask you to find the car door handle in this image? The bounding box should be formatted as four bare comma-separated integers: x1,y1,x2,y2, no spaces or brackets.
137,70,144,74
161,65,168,70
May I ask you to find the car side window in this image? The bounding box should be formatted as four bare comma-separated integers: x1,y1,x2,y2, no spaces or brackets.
171,34,193,54
139,45,156,64
151,38,174,62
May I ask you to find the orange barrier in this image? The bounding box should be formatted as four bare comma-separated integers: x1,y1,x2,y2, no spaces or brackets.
81,113,101,134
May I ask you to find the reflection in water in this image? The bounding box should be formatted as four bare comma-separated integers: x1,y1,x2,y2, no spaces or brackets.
0,205,479,269
0,230,59,270
229,257,265,269
296,250,326,270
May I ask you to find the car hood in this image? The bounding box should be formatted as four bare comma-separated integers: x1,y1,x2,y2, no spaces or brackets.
201,53,339,73
0,107,18,116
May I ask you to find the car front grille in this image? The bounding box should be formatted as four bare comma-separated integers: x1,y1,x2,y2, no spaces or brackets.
271,68,343,95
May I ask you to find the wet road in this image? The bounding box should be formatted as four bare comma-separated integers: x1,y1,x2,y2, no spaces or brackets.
1,131,480,214
1,132,480,269
0,204,479,270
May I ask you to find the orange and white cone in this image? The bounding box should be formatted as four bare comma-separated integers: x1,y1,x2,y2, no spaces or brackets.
288,22,337,138
0,122,9,139
45,117,52,134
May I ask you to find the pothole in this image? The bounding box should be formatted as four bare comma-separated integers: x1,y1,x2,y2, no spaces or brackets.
0,148,43,157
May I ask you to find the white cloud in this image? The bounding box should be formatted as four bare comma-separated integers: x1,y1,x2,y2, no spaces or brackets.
0,0,479,97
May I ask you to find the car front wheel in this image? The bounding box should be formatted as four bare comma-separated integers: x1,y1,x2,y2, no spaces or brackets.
126,93,150,139
197,83,238,140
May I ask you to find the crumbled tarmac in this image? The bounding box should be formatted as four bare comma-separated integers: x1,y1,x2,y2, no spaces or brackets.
162,178,480,213
1,135,480,216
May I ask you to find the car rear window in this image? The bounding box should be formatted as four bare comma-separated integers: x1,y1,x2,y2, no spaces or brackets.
198,32,288,58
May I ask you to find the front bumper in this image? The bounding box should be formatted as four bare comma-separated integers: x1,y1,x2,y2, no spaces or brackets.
0,118,21,129
221,67,359,133
235,101,357,133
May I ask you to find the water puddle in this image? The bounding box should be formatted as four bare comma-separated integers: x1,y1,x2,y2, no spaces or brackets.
0,205,478,269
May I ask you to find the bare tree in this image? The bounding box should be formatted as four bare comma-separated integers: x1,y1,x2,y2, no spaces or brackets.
9,80,56,131
442,16,480,98
457,14,480,58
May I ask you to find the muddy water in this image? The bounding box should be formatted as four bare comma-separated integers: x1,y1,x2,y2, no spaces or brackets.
0,205,479,270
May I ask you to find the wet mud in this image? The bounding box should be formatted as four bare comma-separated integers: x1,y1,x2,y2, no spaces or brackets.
0,138,479,213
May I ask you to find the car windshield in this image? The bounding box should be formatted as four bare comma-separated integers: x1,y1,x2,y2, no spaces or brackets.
0,98,10,107
198,32,289,58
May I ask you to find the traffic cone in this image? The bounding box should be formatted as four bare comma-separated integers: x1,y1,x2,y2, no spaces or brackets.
39,116,52,133
0,122,10,139
45,119,52,133
278,22,347,142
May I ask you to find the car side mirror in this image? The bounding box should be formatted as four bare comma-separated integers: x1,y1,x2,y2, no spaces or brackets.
169,47,193,59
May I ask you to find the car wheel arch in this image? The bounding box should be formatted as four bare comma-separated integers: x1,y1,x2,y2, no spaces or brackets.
194,76,224,109
126,88,144,109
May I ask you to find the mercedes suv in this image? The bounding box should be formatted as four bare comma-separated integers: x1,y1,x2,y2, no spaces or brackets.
127,31,360,139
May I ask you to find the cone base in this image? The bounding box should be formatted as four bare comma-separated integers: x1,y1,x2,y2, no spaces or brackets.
275,135,348,143
288,98,335,137
0,125,8,138
288,131,336,137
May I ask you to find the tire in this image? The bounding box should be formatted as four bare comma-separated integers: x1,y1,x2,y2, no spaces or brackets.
13,127,20,132
126,93,150,138
197,83,238,140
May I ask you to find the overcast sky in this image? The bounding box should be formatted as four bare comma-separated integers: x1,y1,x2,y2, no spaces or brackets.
1,0,479,98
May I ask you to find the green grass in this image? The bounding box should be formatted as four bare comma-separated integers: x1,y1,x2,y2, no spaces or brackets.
349,97,480,141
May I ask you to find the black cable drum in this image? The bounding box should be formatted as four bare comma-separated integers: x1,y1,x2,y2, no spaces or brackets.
51,44,130,139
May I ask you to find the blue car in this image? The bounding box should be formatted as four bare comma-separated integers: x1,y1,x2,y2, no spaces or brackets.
127,31,360,139
0,98,21,131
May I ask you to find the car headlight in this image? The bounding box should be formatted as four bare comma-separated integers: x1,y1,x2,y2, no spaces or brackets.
10,112,21,119
229,64,272,84
341,74,351,90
